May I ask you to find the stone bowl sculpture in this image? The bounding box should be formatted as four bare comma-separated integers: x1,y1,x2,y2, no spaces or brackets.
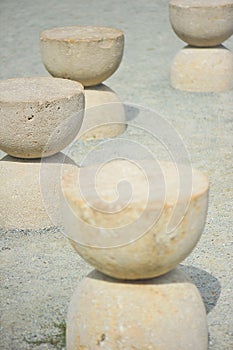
61,160,209,280
0,77,85,158
40,26,124,86
169,0,233,47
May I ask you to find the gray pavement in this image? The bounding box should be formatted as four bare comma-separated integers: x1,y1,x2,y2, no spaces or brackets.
0,0,233,349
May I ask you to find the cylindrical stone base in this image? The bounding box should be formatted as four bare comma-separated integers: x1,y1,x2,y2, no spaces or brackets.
67,268,208,350
171,45,233,92
78,84,126,141
0,153,75,229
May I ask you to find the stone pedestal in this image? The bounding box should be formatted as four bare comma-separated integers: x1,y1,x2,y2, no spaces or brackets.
171,45,233,92
79,84,126,141
0,153,74,229
67,269,208,350
169,0,233,92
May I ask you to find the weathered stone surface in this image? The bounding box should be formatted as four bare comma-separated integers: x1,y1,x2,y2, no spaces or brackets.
67,268,208,350
169,0,233,47
78,84,126,140
40,26,124,87
0,77,84,158
171,45,233,92
62,160,209,279
0,153,74,229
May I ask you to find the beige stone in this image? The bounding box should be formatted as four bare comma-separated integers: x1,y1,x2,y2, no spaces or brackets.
0,77,84,158
0,150,5,160
67,268,208,350
169,0,233,47
62,160,209,279
0,153,74,229
78,84,126,141
171,45,233,92
40,26,124,87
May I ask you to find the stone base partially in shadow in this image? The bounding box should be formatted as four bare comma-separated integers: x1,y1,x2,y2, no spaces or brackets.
0,153,75,229
78,84,126,141
67,268,208,350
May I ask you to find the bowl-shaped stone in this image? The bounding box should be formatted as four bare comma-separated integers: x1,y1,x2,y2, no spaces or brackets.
169,0,233,47
62,160,209,280
40,26,124,86
0,77,84,158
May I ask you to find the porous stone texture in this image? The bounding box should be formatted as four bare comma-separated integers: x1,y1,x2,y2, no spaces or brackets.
67,268,208,350
40,26,124,87
171,45,233,92
0,153,74,229
78,84,126,140
169,0,233,47
0,77,84,158
62,160,209,280
0,1,232,349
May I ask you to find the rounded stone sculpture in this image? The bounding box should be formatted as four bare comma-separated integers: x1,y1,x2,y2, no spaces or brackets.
0,153,74,229
67,269,208,350
171,45,233,92
169,0,233,47
62,160,209,280
0,77,84,158
40,26,124,87
79,84,126,140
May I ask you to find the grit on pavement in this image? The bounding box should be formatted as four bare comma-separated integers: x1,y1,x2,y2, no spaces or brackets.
0,0,233,349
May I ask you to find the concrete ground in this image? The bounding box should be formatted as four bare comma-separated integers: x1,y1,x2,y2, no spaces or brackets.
0,0,233,349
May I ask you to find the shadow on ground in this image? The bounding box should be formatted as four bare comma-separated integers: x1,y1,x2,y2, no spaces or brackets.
180,264,221,314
